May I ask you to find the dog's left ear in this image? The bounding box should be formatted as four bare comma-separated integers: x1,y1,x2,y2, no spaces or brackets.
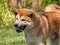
11,8,19,15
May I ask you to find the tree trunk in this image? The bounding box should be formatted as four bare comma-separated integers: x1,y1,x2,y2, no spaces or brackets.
11,0,20,7
31,0,39,9
22,0,27,7
11,0,17,6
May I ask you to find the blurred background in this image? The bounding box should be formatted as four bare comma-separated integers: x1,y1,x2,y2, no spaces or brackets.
0,0,60,45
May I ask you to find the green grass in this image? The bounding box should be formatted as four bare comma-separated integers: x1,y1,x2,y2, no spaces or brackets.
0,28,26,45
0,28,60,45
0,28,50,45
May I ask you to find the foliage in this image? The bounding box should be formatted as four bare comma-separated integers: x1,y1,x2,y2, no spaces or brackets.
40,0,60,10
0,0,15,29
0,0,60,29
0,29,26,45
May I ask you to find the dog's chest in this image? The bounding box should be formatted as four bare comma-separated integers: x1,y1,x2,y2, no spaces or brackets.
25,33,43,45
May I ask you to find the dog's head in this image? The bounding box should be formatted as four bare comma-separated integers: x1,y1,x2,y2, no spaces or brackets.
12,8,38,32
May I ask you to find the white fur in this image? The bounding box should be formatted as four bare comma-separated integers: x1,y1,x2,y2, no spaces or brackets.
24,32,44,45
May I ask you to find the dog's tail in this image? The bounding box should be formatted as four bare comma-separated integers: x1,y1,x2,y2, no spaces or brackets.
44,4,60,13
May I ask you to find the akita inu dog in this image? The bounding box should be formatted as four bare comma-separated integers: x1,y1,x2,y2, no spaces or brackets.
12,8,60,45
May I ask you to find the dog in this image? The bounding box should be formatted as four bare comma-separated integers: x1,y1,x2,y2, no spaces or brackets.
12,8,60,45
44,4,60,13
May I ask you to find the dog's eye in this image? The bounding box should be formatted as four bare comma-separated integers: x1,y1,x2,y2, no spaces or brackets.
28,13,33,18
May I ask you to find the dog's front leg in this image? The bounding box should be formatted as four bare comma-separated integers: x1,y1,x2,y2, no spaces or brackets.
25,34,46,45
27,42,46,45
39,43,46,45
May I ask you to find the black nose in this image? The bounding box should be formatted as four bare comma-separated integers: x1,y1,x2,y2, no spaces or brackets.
14,23,18,27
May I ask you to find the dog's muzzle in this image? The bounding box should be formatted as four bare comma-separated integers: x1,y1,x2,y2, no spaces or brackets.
14,23,26,33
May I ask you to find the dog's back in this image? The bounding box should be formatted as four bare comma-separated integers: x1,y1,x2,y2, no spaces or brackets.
44,5,60,41
40,12,60,37
40,12,60,45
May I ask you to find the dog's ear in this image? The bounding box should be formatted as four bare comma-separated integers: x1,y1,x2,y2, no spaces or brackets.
11,8,19,15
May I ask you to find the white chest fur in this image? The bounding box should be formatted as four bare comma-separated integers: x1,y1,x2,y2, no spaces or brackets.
24,32,44,45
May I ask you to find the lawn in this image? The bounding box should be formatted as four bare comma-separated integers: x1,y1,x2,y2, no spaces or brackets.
0,29,51,45
0,28,26,45
0,28,59,45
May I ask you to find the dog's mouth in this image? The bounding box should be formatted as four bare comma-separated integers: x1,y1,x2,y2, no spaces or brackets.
16,29,22,33
15,25,26,33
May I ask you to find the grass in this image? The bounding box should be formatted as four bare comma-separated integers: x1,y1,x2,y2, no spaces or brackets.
0,29,50,45
0,28,60,45
0,28,26,45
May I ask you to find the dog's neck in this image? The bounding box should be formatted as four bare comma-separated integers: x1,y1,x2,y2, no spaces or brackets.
24,14,49,45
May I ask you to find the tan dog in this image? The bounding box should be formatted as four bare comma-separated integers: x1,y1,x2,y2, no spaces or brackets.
45,4,60,13
12,8,60,45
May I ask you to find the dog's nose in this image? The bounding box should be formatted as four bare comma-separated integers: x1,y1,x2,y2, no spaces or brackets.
14,23,18,27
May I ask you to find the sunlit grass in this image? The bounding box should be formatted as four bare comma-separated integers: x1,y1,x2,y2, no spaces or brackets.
0,29,26,45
